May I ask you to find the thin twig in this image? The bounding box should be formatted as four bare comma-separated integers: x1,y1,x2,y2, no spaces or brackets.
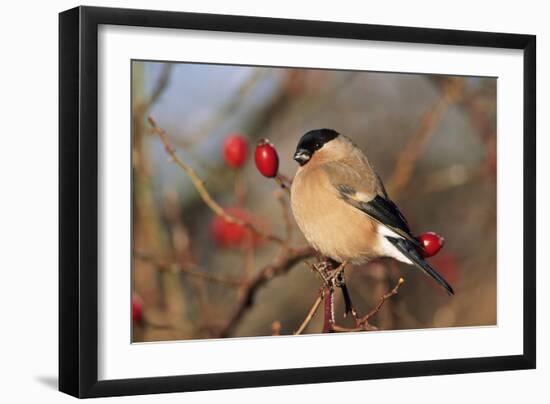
148,116,284,245
332,277,405,332
294,289,325,335
361,277,405,323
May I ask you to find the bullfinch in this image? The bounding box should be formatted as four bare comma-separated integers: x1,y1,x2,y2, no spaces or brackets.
290,129,454,295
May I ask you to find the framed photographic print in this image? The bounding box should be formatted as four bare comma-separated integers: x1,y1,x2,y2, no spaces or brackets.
59,6,536,398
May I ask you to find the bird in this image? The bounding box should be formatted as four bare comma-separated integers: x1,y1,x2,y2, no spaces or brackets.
290,128,454,295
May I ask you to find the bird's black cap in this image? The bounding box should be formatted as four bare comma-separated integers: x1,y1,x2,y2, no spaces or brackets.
294,129,340,165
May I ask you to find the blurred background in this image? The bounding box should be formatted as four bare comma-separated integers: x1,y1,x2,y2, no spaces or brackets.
131,61,496,342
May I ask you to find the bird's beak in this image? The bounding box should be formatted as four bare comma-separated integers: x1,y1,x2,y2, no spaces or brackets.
293,149,311,166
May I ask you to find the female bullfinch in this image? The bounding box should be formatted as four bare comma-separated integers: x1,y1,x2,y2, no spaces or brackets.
290,129,454,295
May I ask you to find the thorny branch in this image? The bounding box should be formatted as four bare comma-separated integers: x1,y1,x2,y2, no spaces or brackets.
331,277,405,332
321,261,347,333
294,272,405,334
294,261,347,335
323,286,336,333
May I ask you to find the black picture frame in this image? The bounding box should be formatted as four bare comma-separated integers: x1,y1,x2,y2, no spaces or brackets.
59,6,536,398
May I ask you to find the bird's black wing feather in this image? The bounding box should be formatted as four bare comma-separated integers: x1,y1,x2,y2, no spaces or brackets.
337,186,422,250
363,195,412,234
386,236,454,295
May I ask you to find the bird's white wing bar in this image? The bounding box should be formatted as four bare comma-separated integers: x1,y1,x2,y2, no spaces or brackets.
376,225,413,264
377,223,405,239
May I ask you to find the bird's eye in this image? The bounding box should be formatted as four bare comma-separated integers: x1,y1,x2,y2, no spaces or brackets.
314,143,321,149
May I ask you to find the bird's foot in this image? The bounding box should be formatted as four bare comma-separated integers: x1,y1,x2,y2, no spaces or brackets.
313,259,346,287
312,261,332,286
325,260,348,285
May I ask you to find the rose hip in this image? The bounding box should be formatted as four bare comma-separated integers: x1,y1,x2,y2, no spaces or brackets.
417,232,445,258
255,139,279,178
223,134,248,168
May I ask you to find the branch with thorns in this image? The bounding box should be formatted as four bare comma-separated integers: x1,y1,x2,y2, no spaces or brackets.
332,277,405,332
294,273,405,334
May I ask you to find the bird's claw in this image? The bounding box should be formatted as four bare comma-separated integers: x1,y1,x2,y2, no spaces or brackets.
312,261,332,286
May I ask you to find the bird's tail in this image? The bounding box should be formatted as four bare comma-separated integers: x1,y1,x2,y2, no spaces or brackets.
385,236,454,295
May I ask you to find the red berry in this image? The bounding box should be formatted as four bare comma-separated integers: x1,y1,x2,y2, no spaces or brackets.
223,134,248,168
417,232,445,257
210,208,251,248
211,207,268,248
255,139,279,178
132,295,143,324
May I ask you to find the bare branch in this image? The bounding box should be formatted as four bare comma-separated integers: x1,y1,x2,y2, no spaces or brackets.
361,277,405,324
332,277,405,332
218,246,315,337
294,289,324,335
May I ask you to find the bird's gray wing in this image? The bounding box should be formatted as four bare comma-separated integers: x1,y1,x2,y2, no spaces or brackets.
322,161,422,250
